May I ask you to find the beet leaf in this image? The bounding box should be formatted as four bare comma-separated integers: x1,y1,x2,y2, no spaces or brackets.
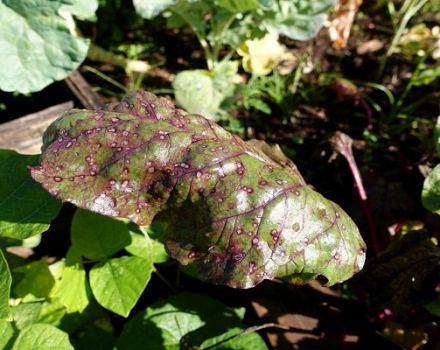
31,91,366,288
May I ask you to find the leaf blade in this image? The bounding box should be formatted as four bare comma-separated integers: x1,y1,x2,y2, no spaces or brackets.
31,91,366,288
89,256,153,317
0,150,61,240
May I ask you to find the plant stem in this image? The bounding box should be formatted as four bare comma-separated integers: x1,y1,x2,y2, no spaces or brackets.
376,0,429,80
153,267,177,293
331,132,381,254
82,65,127,92
87,43,151,74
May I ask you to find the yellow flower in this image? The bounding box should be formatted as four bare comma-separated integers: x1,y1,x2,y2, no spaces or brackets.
237,33,295,76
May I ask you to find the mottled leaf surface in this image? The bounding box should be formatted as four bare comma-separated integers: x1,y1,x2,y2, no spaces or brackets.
31,91,366,288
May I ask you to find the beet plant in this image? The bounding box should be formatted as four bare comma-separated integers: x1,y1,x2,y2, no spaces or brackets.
0,91,366,348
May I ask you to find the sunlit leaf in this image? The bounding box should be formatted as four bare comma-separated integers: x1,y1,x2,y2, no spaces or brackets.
11,323,73,350
0,0,89,93
31,90,366,288
89,256,153,317
53,247,90,313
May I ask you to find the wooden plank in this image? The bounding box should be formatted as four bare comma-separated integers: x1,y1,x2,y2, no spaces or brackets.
0,101,74,154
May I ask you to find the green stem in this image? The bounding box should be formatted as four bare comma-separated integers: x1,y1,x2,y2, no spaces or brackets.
153,267,177,293
83,65,127,92
376,0,429,79
211,13,236,67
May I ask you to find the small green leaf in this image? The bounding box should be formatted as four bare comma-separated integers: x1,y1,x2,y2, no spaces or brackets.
412,66,440,87
425,299,440,317
14,259,55,300
173,62,238,120
89,256,153,317
0,319,14,349
173,70,223,119
54,247,90,313
126,228,168,264
116,293,267,350
0,150,61,240
71,209,131,260
12,323,73,350
0,249,11,320
0,0,90,93
133,0,176,19
422,164,440,214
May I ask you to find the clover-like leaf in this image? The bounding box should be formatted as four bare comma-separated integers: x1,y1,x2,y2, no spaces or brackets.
31,91,366,288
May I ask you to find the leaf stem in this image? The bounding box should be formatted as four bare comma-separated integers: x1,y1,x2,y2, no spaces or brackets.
331,132,381,254
153,267,177,293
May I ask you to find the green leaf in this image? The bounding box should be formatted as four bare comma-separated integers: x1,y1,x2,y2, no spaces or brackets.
14,259,55,300
173,70,223,119
60,0,99,20
38,299,66,327
173,62,239,120
116,292,267,350
89,256,153,317
11,303,42,330
31,91,366,288
0,319,14,349
0,249,11,320
133,0,177,19
12,323,73,350
434,116,440,158
0,0,90,93
0,150,61,240
126,228,168,264
262,0,335,40
425,299,440,317
422,164,440,214
71,209,131,260
412,66,440,87
54,247,90,313
200,327,267,349
217,0,264,12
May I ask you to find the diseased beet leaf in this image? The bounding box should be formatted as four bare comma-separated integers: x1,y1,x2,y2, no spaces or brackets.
31,91,366,288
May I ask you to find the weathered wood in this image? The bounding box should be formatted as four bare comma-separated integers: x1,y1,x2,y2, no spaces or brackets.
65,70,105,109
0,101,74,154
